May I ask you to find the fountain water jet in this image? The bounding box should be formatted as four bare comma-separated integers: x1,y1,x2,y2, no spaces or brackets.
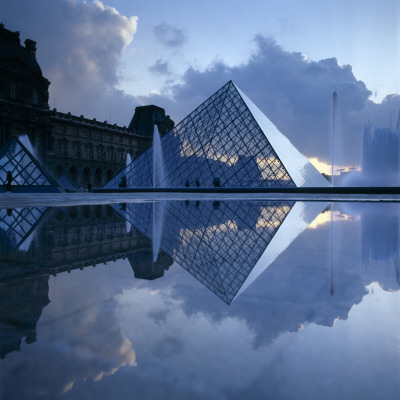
126,152,132,167
153,124,166,188
331,92,337,187
152,200,164,262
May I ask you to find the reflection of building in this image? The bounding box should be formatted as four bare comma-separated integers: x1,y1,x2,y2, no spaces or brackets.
0,205,173,358
0,24,174,188
0,275,49,358
128,250,172,280
362,123,399,185
106,81,328,189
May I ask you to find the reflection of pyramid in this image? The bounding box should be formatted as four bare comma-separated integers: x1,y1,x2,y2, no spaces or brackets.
114,200,325,303
0,207,49,250
0,138,61,192
105,81,328,188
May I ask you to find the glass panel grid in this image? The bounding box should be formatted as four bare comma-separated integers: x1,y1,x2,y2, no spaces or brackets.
103,81,297,189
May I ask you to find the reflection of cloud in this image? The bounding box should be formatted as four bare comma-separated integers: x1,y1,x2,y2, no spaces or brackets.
0,263,137,398
114,278,400,400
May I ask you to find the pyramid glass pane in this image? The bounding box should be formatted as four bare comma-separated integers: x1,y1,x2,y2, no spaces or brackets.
105,81,328,189
0,138,60,191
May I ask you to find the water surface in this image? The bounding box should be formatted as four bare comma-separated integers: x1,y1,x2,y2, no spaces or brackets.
0,200,399,400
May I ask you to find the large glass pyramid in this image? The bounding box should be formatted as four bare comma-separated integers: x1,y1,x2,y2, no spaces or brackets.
104,81,329,189
0,137,60,192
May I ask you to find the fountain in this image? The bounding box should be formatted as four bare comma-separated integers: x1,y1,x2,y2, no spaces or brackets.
331,91,337,187
126,152,132,167
153,124,166,188
152,124,167,261
362,125,399,186
152,200,164,262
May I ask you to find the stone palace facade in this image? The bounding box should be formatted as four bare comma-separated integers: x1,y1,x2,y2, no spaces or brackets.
0,24,174,188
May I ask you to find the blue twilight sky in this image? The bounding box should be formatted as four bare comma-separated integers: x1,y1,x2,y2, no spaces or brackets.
1,0,400,168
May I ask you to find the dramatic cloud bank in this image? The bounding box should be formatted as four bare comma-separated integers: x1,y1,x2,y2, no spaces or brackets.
2,0,139,125
159,36,400,165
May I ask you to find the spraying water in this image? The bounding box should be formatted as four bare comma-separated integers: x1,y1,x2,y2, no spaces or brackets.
153,124,166,188
125,220,131,234
126,152,132,167
152,200,164,262
331,92,337,187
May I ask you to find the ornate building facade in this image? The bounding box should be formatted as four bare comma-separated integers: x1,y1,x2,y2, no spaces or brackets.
0,24,174,188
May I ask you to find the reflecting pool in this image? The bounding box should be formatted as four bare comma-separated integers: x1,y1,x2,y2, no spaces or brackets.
0,200,399,399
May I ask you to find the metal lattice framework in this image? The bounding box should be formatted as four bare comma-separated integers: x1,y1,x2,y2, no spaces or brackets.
114,200,295,303
105,81,328,189
0,138,59,190
0,207,49,250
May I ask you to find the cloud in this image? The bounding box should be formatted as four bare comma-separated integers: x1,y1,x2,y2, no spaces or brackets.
148,59,171,75
160,36,400,165
2,1,399,165
1,0,139,125
153,23,186,48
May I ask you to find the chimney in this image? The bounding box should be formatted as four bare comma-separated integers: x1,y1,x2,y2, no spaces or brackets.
24,39,37,58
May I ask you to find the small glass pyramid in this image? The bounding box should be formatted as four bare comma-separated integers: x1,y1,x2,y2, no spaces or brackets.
0,137,60,192
105,81,328,188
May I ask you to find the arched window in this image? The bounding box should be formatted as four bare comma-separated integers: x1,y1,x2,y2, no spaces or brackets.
83,167,91,184
95,168,103,186
69,166,78,183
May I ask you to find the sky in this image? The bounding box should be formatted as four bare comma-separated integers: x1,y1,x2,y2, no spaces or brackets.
1,0,400,168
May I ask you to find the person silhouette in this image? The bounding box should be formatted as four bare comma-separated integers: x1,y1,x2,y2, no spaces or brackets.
6,171,12,192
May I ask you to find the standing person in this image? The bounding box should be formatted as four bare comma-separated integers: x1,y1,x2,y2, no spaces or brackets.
6,171,12,192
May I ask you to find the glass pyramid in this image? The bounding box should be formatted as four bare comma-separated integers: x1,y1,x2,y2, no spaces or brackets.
105,81,328,189
0,207,49,250
0,138,60,192
113,200,325,304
